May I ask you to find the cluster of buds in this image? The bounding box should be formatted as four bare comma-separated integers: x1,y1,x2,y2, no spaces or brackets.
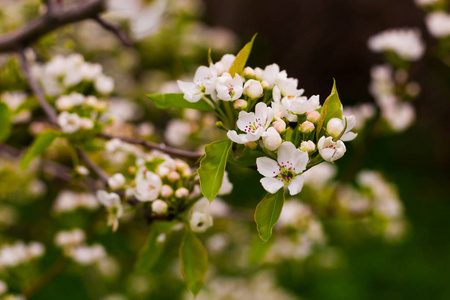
0,241,45,268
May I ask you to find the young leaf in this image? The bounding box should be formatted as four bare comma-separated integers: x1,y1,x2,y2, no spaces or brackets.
20,130,59,170
147,93,213,112
254,189,285,242
228,33,257,76
199,139,232,202
179,229,208,296
0,102,12,142
316,79,343,140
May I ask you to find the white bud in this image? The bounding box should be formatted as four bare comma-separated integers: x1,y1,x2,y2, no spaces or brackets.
272,119,286,133
85,96,99,108
233,99,248,110
175,187,189,198
76,165,89,176
326,118,344,139
189,211,213,233
306,110,320,123
168,171,181,182
254,67,263,80
262,127,282,151
300,140,315,153
160,185,173,198
243,66,255,78
318,136,346,162
243,79,263,99
152,200,168,215
95,75,114,95
108,173,126,190
56,95,73,111
80,118,94,130
261,80,270,89
300,121,315,134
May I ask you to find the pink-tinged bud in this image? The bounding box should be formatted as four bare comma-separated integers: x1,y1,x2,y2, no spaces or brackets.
306,111,320,123
274,111,284,119
233,99,248,110
244,141,258,150
152,200,168,215
175,187,189,198
261,80,270,89
243,67,255,78
168,171,181,182
326,118,344,139
272,119,286,133
80,118,94,130
156,165,170,177
175,159,189,171
262,127,282,151
300,121,315,134
300,140,316,153
160,185,173,198
182,167,192,177
243,80,263,99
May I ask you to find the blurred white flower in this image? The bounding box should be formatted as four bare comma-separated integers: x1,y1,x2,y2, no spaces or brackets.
96,190,123,231
134,168,162,202
165,119,192,147
426,12,450,38
189,211,213,233
108,173,126,190
58,111,81,133
55,229,86,248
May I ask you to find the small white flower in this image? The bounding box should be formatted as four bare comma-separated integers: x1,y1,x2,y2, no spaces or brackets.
317,136,346,162
134,168,162,202
426,12,450,38
326,115,357,141
243,79,263,99
58,111,81,133
261,63,281,88
261,127,282,151
214,54,235,75
76,165,90,176
80,63,102,81
80,117,94,130
272,118,286,133
233,99,248,110
165,119,192,147
28,242,45,258
216,72,244,101
160,184,174,198
189,211,213,233
282,95,320,117
175,187,189,198
55,229,86,247
276,71,304,97
95,75,115,95
227,102,274,144
108,173,126,190
55,95,74,111
96,190,123,231
178,65,218,102
256,141,309,195
300,140,315,153
151,200,168,215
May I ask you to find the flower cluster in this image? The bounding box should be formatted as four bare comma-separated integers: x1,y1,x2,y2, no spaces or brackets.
53,190,99,213
178,55,357,196
0,241,44,268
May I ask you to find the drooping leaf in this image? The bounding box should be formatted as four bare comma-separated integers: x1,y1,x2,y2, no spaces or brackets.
147,93,213,112
179,229,208,296
248,235,273,265
0,102,12,142
228,33,257,76
135,222,173,273
20,130,59,170
254,189,285,242
199,139,232,201
316,79,343,139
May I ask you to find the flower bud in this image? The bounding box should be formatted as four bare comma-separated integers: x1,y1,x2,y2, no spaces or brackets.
272,119,286,133
243,79,263,99
261,80,270,89
108,173,126,190
168,171,181,182
300,140,315,153
85,96,98,108
56,95,73,111
300,121,315,134
80,118,94,130
262,127,282,151
94,101,107,112
152,200,168,215
243,66,255,78
254,67,263,80
318,136,346,162
326,118,344,139
215,121,227,131
175,159,189,171
233,99,248,110
175,187,189,198
306,111,320,123
190,211,213,233
244,141,258,150
75,165,89,176
128,166,136,174
160,185,173,198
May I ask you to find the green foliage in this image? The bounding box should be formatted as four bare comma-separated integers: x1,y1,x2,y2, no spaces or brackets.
0,102,12,142
145,157,166,173
179,229,208,296
199,139,232,202
316,79,343,140
228,33,257,76
254,189,285,242
147,93,213,112
20,130,60,170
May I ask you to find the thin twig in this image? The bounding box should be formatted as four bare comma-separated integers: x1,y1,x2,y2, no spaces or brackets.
97,133,203,160
93,16,133,47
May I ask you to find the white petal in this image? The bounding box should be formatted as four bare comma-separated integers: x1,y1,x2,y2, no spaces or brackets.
345,115,356,132
288,175,304,195
260,177,284,194
291,150,309,173
177,81,202,102
227,130,248,144
256,157,279,177
341,131,358,142
277,142,297,165
255,102,268,121
236,111,256,131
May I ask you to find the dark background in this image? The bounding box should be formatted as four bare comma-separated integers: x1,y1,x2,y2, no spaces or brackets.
203,1,450,299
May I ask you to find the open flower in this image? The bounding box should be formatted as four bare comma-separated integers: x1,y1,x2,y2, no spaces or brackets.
58,111,81,133
177,66,217,102
227,102,274,144
282,94,320,115
215,72,243,101
134,168,162,202
318,136,346,162
256,142,309,195
96,190,123,232
326,115,357,141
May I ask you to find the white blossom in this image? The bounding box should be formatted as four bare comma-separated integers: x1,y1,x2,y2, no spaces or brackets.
317,136,346,162
216,72,244,101
326,115,357,141
70,244,106,265
96,190,123,231
134,168,162,202
95,75,115,95
426,12,450,38
243,79,263,99
151,200,168,215
189,211,213,233
58,111,81,133
55,229,86,248
261,127,282,151
0,280,7,295
165,119,192,147
214,54,236,75
178,65,218,102
108,173,126,190
256,142,309,195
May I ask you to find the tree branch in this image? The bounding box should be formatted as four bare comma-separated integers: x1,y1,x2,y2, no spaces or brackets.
93,16,133,47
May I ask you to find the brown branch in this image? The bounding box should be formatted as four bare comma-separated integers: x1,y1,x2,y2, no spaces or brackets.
0,0,107,53
93,16,133,47
97,133,203,161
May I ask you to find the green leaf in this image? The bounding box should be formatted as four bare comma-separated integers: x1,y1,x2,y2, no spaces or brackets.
179,229,208,296
248,235,273,265
147,93,213,112
145,157,166,173
254,189,285,242
0,102,12,142
135,222,172,273
20,130,59,170
228,33,257,76
316,79,343,140
207,48,213,65
199,139,232,201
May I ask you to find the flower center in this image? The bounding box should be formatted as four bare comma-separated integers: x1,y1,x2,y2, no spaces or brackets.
273,161,296,185
325,144,338,157
244,118,263,134
228,86,235,98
